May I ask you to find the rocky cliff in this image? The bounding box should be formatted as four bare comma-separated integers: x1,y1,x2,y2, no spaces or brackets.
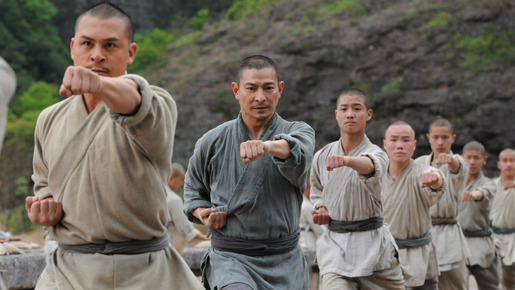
150,0,515,176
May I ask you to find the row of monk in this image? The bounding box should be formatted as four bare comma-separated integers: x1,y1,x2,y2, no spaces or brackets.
17,2,513,290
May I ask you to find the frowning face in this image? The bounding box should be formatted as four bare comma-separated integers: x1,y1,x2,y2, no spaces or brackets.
384,124,417,163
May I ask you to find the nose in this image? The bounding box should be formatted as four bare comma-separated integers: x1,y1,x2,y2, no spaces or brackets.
90,45,105,62
255,88,266,102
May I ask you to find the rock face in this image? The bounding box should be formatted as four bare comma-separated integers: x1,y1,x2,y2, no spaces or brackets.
153,0,515,177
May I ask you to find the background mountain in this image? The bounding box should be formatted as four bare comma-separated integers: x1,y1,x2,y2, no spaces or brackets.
0,0,513,232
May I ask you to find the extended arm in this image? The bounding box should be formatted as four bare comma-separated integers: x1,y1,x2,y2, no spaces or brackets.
326,155,375,174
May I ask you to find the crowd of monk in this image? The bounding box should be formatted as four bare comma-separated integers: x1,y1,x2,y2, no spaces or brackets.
0,2,511,290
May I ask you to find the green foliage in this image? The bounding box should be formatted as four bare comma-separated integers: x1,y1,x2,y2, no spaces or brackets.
226,0,280,22
191,8,210,30
322,0,365,17
451,25,515,72
380,80,401,95
130,29,174,76
14,177,28,196
373,80,402,116
428,12,452,28
12,82,60,120
4,205,35,234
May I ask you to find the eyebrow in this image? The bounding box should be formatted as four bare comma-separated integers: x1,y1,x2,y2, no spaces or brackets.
339,103,364,107
244,81,276,86
79,35,120,42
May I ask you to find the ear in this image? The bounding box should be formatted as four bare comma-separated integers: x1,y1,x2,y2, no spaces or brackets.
70,38,76,61
278,81,285,95
232,82,239,100
451,134,457,143
366,109,373,121
383,139,387,150
426,133,430,141
127,43,137,65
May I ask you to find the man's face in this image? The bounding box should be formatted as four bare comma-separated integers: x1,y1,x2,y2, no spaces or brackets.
335,94,372,135
70,15,136,78
232,68,284,125
463,150,487,176
498,151,515,177
383,125,417,163
426,126,455,155
168,172,185,191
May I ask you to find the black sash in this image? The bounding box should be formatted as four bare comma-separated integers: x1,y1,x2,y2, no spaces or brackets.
58,234,169,255
395,231,432,249
211,227,300,256
463,229,492,237
328,216,384,233
491,226,515,234
431,217,457,226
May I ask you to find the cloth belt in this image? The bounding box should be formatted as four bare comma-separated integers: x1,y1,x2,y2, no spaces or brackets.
431,217,457,226
58,234,169,255
463,229,492,237
211,227,300,257
395,231,432,249
491,226,515,234
328,216,384,233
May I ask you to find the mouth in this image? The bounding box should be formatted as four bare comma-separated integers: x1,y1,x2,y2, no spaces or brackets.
89,67,108,75
252,105,270,110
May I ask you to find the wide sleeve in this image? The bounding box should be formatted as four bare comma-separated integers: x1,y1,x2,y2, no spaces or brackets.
310,149,326,209
357,149,388,200
420,166,446,208
449,154,469,199
272,121,315,190
32,109,53,200
473,176,496,211
168,191,201,242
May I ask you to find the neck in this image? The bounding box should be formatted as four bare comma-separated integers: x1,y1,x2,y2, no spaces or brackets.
388,159,410,181
466,172,479,185
82,93,102,114
242,115,272,140
340,133,365,155
501,173,515,182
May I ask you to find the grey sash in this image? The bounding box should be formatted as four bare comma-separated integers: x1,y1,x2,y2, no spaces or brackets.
328,216,384,233
211,228,300,256
463,229,492,237
58,234,169,255
395,231,432,249
431,217,457,225
491,226,515,234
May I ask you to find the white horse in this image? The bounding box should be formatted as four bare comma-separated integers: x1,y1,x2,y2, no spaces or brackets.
0,57,16,154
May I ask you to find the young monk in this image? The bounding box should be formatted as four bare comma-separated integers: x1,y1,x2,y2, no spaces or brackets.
458,141,500,290
383,121,445,290
490,148,515,289
415,118,470,290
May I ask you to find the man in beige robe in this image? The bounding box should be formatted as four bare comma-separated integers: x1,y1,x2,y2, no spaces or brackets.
311,89,404,290
25,3,202,289
382,121,445,290
0,56,16,154
491,148,515,290
459,141,500,290
415,118,470,290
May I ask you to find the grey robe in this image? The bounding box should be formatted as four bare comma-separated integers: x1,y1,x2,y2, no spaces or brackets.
491,177,515,267
458,172,497,268
383,160,445,287
32,74,202,289
184,113,315,290
310,136,399,277
415,152,470,271
0,57,16,154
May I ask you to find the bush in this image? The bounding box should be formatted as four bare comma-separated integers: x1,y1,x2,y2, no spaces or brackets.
191,9,210,30
226,0,280,22
129,29,174,76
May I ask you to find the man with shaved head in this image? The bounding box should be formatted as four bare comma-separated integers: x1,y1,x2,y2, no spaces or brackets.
491,148,515,289
382,121,445,289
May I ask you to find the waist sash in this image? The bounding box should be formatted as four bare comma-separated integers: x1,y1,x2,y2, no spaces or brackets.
491,226,515,234
463,229,492,237
395,231,432,249
431,217,457,226
58,234,169,255
211,227,300,256
328,216,384,233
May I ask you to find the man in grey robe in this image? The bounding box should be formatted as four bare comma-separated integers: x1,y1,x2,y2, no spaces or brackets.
382,121,445,290
415,118,470,290
25,3,202,289
311,89,404,290
458,141,500,290
184,55,314,290
491,148,515,290
166,162,207,246
0,56,16,154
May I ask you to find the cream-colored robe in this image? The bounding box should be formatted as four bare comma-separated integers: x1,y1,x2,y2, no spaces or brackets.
491,177,515,267
310,136,400,278
383,160,445,287
32,74,202,289
0,57,16,154
415,152,470,271
458,172,497,268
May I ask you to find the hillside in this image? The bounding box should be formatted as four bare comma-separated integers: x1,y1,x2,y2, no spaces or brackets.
149,0,515,176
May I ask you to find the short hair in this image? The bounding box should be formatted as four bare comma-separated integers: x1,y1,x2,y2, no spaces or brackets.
463,141,486,154
499,148,515,159
235,55,280,85
429,118,454,133
384,120,414,137
171,162,185,177
336,88,371,109
75,2,134,43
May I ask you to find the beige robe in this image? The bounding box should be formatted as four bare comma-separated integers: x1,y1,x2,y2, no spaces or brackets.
383,160,444,287
32,74,202,289
458,172,497,268
0,57,16,154
310,136,399,277
415,153,470,271
491,177,515,266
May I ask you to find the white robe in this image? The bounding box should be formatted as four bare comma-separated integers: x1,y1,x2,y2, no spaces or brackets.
0,57,16,154
491,177,515,266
